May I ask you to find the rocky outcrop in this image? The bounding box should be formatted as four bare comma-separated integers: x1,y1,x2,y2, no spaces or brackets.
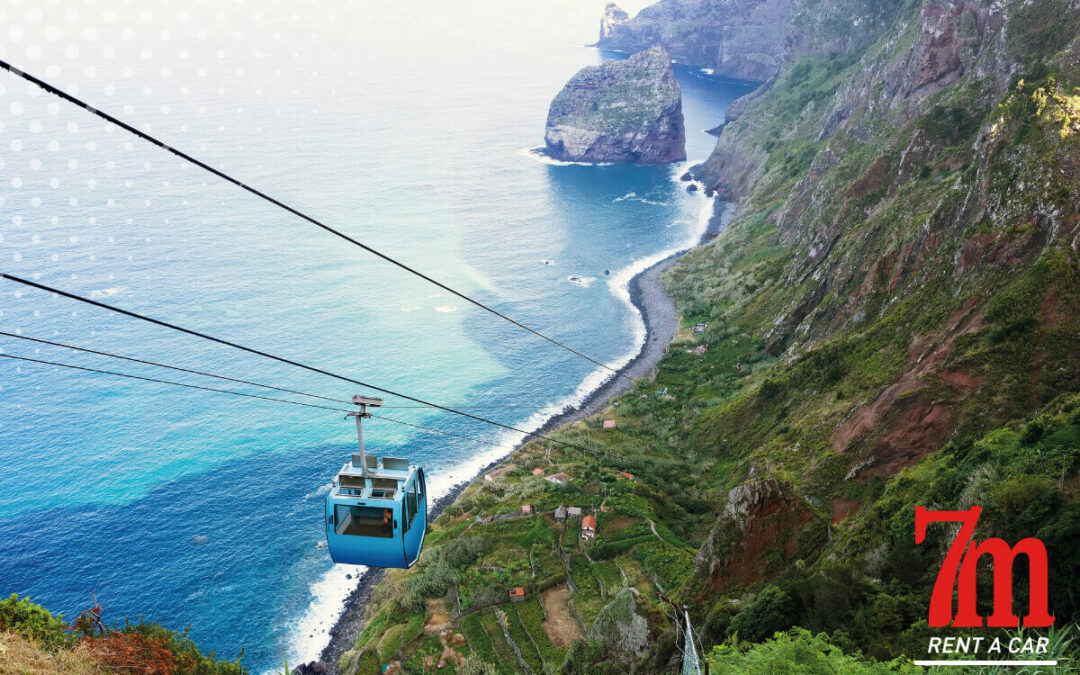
589,588,651,661
544,46,686,164
692,479,822,593
599,2,630,41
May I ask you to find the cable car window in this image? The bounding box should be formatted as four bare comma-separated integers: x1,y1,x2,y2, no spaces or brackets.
370,478,397,499
334,505,394,538
405,480,419,528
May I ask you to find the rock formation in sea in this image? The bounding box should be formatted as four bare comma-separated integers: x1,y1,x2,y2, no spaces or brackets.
599,2,629,41
544,46,686,164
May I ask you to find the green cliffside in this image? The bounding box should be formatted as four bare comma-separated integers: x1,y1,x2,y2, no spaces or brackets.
335,1,1080,672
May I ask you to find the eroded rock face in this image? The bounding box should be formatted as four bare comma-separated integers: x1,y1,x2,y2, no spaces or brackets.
693,479,821,593
545,46,686,164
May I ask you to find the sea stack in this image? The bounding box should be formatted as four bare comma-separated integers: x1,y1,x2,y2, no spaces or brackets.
599,2,630,41
544,46,686,164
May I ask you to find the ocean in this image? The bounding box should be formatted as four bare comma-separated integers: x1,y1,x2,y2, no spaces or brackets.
0,1,753,670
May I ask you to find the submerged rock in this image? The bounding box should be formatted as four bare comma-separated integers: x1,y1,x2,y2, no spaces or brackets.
544,46,685,164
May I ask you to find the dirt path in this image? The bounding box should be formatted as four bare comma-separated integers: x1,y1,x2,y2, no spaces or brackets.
649,519,662,540
541,585,582,648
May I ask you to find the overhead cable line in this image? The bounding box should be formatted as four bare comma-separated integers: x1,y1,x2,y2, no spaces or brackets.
0,330,518,440
0,329,350,405
381,404,534,410
0,352,348,413
0,58,628,383
370,414,502,449
0,273,582,450
0,352,507,450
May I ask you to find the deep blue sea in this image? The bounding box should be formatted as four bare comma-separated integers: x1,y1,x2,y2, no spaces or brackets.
0,1,753,670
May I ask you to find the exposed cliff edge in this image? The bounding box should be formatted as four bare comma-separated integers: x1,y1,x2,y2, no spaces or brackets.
544,46,686,164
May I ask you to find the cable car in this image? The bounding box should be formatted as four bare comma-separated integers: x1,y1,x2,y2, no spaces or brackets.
325,396,427,568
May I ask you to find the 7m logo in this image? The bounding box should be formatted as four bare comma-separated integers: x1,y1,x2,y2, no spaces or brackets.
915,506,1054,628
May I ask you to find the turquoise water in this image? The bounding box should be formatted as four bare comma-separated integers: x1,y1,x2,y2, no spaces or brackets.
0,1,753,670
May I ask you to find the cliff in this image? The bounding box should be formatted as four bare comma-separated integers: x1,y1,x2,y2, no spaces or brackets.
544,46,686,164
335,0,1080,671
596,0,793,82
596,0,911,82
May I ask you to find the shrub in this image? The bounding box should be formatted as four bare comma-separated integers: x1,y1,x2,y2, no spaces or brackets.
707,628,920,673
458,653,498,675
728,585,794,643
919,105,979,145
0,594,73,651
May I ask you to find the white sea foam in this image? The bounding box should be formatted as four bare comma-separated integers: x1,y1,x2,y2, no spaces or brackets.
614,192,671,207
400,305,423,312
90,287,125,299
515,146,613,167
567,275,597,288
434,305,458,313
282,168,717,674
282,562,367,670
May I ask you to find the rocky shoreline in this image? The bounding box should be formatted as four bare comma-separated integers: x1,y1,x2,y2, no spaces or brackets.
315,194,733,673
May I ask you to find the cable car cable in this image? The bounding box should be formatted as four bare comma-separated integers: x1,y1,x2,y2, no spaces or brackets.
0,352,349,413
0,352,509,449
0,58,629,383
0,330,539,411
0,273,585,450
0,331,541,411
0,329,351,405
370,414,503,449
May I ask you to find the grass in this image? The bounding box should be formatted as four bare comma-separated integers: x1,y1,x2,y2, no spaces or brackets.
568,556,608,625
478,610,519,674
517,595,567,666
502,607,543,672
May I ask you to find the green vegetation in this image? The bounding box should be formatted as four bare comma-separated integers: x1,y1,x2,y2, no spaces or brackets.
707,628,921,673
0,594,246,674
338,0,1080,672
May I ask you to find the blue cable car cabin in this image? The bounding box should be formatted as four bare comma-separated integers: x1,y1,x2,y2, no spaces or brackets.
325,452,427,568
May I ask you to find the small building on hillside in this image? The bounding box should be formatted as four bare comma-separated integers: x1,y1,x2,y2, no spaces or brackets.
582,515,597,540
554,505,568,522
603,419,617,429
621,472,635,481
532,467,545,476
547,472,573,485
692,323,707,334
567,506,582,519
509,587,525,602
484,464,517,482
521,504,533,515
